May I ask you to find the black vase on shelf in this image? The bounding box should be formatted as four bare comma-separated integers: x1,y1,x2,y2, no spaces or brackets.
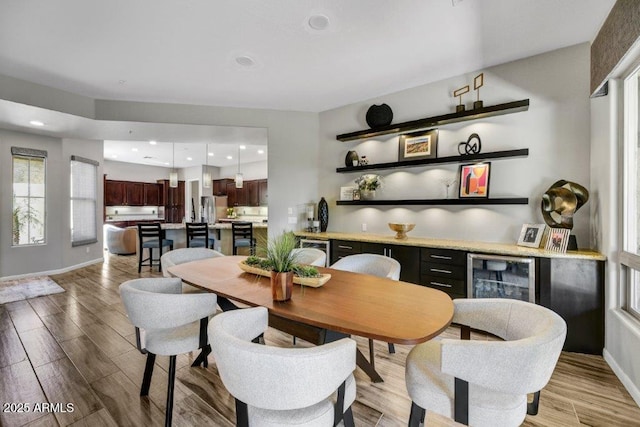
345,150,359,167
366,104,393,129
318,197,329,232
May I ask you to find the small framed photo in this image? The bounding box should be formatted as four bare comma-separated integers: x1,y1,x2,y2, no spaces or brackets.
340,186,357,201
544,228,570,253
517,224,546,248
398,129,438,161
459,162,490,198
352,189,361,201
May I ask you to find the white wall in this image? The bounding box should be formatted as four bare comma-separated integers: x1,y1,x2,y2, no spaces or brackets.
219,159,267,181
0,130,103,278
104,159,170,183
318,44,593,245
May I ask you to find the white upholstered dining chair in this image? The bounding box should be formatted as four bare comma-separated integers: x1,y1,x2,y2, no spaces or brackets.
161,247,225,293
330,253,401,365
119,277,218,427
209,306,357,427
405,298,566,427
291,247,327,267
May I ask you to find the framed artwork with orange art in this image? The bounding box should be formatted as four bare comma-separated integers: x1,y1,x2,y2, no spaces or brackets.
458,162,490,198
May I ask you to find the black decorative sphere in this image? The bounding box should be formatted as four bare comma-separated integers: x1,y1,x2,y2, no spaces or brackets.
366,104,393,129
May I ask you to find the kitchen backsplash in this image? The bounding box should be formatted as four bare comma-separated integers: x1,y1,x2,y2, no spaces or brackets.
232,206,268,222
105,206,164,221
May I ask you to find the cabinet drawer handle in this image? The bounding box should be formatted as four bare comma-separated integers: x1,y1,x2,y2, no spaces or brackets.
430,268,452,274
430,281,453,288
338,245,353,250
430,254,452,260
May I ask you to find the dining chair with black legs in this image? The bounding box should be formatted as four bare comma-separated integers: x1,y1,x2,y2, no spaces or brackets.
137,223,174,273
186,222,216,249
232,221,257,255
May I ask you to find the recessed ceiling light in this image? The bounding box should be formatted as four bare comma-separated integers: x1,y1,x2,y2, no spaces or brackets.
111,155,118,159
149,140,157,145
208,152,214,157
235,56,255,67
131,148,138,152
308,14,330,31
164,162,170,166
29,120,45,126
187,157,193,161
258,149,264,154
239,145,246,150
226,155,233,160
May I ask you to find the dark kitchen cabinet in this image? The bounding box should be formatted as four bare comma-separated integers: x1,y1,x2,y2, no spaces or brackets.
158,179,185,223
361,242,420,284
331,240,362,264
105,180,144,206
105,180,125,206
247,180,260,206
213,179,234,196
258,179,268,206
143,183,161,206
226,181,248,206
125,182,144,206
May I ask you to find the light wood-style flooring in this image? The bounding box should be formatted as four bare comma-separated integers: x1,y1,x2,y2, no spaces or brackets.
0,252,639,426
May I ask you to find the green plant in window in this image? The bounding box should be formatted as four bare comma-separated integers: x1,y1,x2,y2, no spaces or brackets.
12,198,42,245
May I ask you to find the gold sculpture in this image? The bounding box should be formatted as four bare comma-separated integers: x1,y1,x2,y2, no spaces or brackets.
453,85,469,112
540,180,589,229
473,73,484,109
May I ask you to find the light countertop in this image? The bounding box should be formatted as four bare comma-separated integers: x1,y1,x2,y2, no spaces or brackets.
294,231,605,261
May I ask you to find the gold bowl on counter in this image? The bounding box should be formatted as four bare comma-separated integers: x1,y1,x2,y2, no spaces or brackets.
388,223,415,240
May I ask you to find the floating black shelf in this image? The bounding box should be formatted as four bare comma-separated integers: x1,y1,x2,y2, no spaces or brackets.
336,149,528,173
336,198,529,206
337,99,530,142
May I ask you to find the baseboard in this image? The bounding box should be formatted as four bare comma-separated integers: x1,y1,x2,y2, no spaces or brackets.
604,348,640,407
0,257,104,281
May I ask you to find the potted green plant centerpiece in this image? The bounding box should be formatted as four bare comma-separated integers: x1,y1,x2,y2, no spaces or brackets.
266,231,298,301
356,174,382,200
240,231,331,300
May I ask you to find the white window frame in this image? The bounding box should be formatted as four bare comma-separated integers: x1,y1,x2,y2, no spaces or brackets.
621,64,640,322
11,147,47,247
70,155,99,247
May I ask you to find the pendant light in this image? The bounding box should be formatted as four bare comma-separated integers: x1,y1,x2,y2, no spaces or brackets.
202,144,211,188
235,145,243,188
169,143,178,188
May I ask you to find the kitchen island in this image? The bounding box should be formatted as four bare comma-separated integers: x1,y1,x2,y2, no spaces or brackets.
161,221,267,254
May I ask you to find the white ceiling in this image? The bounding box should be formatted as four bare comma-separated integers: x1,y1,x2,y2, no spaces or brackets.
0,0,615,113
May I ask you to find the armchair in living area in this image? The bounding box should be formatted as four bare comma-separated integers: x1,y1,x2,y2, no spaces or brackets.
405,298,567,427
210,306,357,427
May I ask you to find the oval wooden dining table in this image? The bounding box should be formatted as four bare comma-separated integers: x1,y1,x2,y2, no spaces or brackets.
168,255,454,382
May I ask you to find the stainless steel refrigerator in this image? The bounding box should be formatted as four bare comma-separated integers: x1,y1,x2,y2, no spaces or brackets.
201,196,227,224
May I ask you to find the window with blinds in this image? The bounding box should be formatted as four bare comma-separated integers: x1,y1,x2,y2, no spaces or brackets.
70,156,99,246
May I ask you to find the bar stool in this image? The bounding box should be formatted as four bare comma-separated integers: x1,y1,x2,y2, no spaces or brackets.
232,221,256,255
186,222,216,249
137,223,174,273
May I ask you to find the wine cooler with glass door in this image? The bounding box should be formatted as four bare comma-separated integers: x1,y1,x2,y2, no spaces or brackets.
467,254,536,303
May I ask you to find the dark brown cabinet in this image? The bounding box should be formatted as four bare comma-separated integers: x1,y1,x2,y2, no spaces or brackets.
420,248,467,299
213,179,234,196
247,180,260,207
105,180,125,206
125,182,144,206
258,179,268,206
105,180,162,206
158,179,185,223
143,183,161,206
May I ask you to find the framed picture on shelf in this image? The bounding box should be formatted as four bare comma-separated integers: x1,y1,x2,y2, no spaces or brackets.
459,162,490,198
398,129,438,161
517,224,546,248
340,186,357,201
544,228,570,253
352,189,361,200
